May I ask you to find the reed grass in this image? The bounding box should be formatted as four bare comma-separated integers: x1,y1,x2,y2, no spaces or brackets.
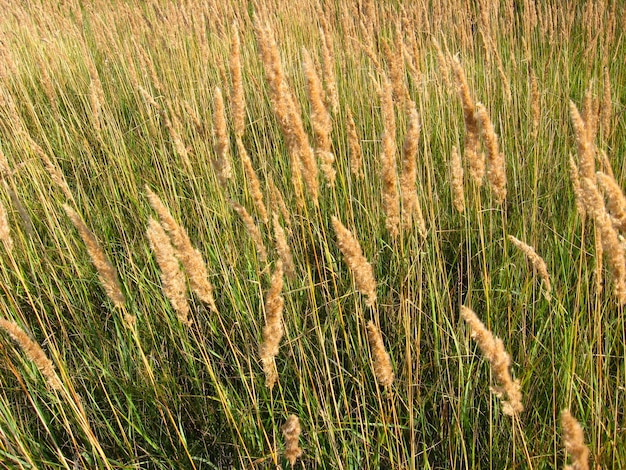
0,1,624,468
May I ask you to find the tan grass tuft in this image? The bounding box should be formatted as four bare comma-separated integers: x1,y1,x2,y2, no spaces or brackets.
366,321,394,388
400,101,426,235
450,145,465,212
230,22,246,138
346,107,364,179
147,218,191,326
530,71,540,139
232,202,268,264
0,200,13,252
0,318,62,390
569,101,595,180
63,205,125,308
379,75,400,237
475,102,506,203
273,214,295,279
460,306,523,416
259,261,284,390
451,56,483,185
508,235,552,298
146,188,217,312
331,216,377,306
213,86,233,187
303,48,335,186
236,137,269,224
596,171,626,232
580,177,626,304
282,414,303,466
254,17,318,206
561,409,589,470
319,23,339,114
569,156,586,217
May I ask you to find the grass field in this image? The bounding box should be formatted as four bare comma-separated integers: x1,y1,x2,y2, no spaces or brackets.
0,0,624,468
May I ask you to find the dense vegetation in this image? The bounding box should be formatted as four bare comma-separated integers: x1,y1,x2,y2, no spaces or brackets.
0,0,624,468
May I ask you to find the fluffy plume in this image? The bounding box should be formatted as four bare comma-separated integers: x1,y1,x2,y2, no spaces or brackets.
0,318,62,391
460,306,523,416
232,202,268,264
379,75,400,237
561,409,589,470
580,177,626,304
569,156,586,217
366,321,394,388
146,188,218,312
450,146,465,212
282,414,303,466
254,17,318,206
475,102,506,203
346,107,364,179
259,261,284,389
236,137,269,224
147,218,191,326
63,205,125,308
331,216,377,306
508,235,552,298
273,214,295,278
213,86,233,186
230,22,246,137
0,200,13,251
400,101,426,235
302,48,335,186
451,56,483,185
596,171,626,232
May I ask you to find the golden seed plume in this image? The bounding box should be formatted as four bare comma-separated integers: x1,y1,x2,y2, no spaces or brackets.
63,205,125,308
146,187,218,312
450,145,465,212
213,86,233,187
232,202,268,264
366,321,394,388
580,177,626,304
508,235,552,298
569,155,586,217
569,101,595,180
331,216,377,306
0,318,62,391
561,409,589,470
230,22,246,138
596,171,626,232
319,23,339,114
346,107,364,179
475,102,506,203
236,137,269,224
0,200,13,252
146,218,190,326
400,101,426,235
273,214,295,278
460,306,523,416
451,56,483,185
259,261,284,390
379,75,400,237
302,48,335,186
282,414,303,466
530,71,540,139
254,17,318,206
